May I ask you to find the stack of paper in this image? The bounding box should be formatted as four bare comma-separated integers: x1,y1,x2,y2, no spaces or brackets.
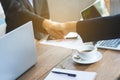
40,33,85,50
40,38,84,49
44,68,97,80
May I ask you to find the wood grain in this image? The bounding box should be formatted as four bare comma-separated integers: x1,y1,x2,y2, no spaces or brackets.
18,41,120,80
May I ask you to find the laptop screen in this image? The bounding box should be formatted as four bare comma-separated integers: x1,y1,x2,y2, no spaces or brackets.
81,5,101,20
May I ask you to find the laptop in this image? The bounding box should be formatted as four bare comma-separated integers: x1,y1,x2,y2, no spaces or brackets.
95,38,120,50
81,5,120,50
0,21,37,80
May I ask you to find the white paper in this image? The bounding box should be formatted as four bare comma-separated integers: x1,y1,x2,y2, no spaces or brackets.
44,68,97,80
40,39,84,50
40,38,84,49
39,33,86,50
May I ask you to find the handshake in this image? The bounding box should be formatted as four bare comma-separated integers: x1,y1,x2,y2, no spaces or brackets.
42,19,77,40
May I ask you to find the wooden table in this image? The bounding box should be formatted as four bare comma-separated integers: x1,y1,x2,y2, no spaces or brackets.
18,40,120,80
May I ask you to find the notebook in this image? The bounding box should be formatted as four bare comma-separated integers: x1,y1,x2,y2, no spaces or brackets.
44,68,97,80
0,21,37,80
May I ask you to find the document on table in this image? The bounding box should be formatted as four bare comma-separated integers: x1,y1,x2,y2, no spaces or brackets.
40,33,85,50
44,68,97,80
40,38,84,49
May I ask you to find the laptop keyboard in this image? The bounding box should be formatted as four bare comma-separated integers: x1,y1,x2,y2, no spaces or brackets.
96,38,120,48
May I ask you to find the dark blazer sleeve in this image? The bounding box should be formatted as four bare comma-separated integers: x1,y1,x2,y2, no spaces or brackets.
34,0,49,19
76,14,120,42
0,0,46,39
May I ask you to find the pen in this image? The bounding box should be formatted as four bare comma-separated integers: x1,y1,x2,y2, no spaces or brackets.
52,71,76,77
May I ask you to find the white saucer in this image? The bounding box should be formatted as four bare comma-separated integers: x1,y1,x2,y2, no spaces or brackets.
72,51,102,64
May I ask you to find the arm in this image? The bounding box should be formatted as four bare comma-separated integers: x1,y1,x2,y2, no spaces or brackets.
0,0,47,39
76,14,120,42
62,14,120,42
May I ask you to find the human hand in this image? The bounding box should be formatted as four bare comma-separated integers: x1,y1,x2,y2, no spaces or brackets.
62,21,77,35
43,19,66,39
43,19,77,40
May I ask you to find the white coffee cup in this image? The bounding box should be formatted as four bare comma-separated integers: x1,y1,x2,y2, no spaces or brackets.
77,45,98,60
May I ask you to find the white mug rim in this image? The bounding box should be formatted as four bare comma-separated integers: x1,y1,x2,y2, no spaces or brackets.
77,45,97,60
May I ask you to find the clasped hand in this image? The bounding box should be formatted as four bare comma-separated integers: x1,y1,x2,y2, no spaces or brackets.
43,19,77,40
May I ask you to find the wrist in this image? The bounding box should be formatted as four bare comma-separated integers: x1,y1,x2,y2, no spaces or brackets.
64,21,77,33
42,19,51,29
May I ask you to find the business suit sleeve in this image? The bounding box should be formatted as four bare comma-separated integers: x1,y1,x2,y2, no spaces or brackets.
76,14,120,42
1,0,46,39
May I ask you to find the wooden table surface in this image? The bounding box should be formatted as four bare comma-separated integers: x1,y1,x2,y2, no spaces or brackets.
18,40,120,80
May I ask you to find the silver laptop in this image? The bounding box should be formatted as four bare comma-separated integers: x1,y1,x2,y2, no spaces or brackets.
0,21,37,80
95,38,120,50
